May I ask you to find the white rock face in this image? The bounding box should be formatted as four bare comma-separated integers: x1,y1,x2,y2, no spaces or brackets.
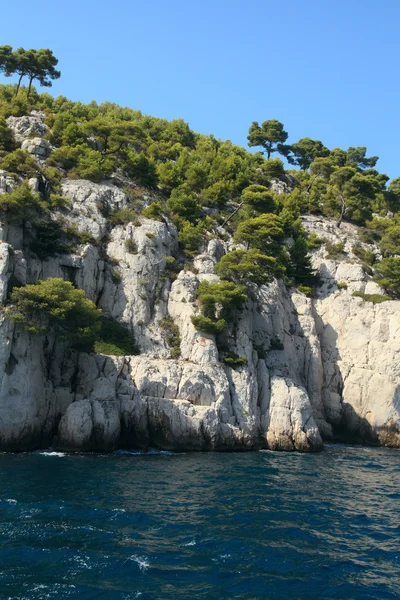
61,179,129,239
6,111,48,142
316,294,400,446
21,137,52,158
0,181,398,452
266,376,322,451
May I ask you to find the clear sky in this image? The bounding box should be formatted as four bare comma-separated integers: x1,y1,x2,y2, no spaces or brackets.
1,0,400,179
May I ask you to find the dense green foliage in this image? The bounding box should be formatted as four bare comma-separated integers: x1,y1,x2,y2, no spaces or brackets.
215,249,282,286
93,317,138,356
9,278,101,341
0,46,60,96
0,182,42,221
0,79,399,321
0,116,14,151
223,352,247,367
191,280,247,335
0,149,38,176
234,214,285,251
374,257,400,297
282,138,330,171
247,120,288,159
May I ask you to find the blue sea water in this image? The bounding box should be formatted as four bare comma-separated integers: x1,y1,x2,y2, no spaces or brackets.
0,446,399,600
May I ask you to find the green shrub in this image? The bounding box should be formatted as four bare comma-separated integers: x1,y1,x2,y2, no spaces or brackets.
215,249,282,286
48,145,82,170
240,184,277,216
124,238,138,254
41,167,63,193
196,280,247,321
94,317,138,355
297,284,316,298
379,226,400,256
359,228,381,244
47,194,69,210
178,220,204,256
352,245,375,265
123,152,158,188
0,149,37,177
258,157,285,179
306,231,324,249
337,282,348,290
234,213,285,252
9,278,101,341
69,149,113,183
351,291,391,304
64,224,97,246
191,315,227,335
108,209,140,227
191,280,247,335
166,188,201,222
270,336,284,351
142,202,164,220
325,241,346,259
287,233,316,285
160,315,181,358
29,220,72,259
374,256,400,297
223,352,247,367
0,182,42,222
163,255,175,264
0,117,14,152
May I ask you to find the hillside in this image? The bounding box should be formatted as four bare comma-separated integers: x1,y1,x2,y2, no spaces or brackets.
0,83,399,452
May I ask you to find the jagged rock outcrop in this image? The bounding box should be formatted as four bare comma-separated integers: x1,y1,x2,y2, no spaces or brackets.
6,111,49,142
0,179,399,452
21,137,52,159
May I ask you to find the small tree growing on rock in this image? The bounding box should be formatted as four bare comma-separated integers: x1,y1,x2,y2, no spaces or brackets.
9,278,101,341
191,280,247,335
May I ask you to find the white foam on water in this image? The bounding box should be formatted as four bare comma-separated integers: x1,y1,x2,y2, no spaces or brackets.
5,498,17,505
38,451,66,457
125,555,150,572
183,540,196,547
69,554,92,570
116,448,185,456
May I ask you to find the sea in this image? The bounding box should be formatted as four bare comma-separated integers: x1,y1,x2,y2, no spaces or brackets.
0,445,399,599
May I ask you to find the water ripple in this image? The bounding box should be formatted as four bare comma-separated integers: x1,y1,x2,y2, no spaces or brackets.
0,445,399,599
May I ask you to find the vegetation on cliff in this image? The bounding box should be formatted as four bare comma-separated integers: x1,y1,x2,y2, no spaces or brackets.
1,67,400,345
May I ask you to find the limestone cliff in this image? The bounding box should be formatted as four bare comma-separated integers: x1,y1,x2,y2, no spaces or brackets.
0,112,399,452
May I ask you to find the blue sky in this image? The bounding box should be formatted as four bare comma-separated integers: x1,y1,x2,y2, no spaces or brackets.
1,0,400,179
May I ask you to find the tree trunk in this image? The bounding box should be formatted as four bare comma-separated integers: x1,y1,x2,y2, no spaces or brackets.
220,202,244,228
306,174,320,193
336,192,347,228
14,74,24,96
27,76,34,98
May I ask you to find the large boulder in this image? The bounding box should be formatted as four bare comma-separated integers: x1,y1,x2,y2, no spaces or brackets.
6,111,48,142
